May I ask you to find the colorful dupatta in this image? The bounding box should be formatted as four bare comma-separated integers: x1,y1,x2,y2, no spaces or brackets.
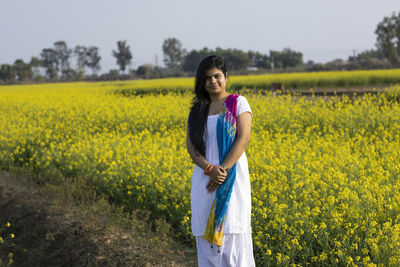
203,94,239,247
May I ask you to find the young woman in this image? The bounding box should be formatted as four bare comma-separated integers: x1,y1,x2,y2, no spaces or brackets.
186,55,255,266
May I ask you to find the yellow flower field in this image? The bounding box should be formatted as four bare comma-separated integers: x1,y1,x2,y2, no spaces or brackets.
1,73,400,265
110,68,400,95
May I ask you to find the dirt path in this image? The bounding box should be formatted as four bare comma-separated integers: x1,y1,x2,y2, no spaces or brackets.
0,171,39,266
0,170,196,266
0,170,108,266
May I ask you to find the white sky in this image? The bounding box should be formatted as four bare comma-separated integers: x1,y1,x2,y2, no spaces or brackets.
1,0,399,73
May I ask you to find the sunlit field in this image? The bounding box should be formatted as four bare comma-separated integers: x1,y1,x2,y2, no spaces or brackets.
1,70,400,265
111,68,400,95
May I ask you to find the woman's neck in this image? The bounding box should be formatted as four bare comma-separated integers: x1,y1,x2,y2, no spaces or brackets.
209,92,229,103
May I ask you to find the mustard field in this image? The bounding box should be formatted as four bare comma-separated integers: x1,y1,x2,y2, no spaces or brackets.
1,71,400,266
110,68,400,95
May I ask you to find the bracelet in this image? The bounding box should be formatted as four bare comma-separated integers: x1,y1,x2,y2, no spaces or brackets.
204,164,213,175
221,164,230,172
204,163,214,175
204,163,211,171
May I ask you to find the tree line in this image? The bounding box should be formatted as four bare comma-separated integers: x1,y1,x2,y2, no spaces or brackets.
0,38,304,84
1,11,399,84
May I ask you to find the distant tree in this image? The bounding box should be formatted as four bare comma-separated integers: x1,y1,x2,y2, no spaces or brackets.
112,40,132,73
182,47,212,73
215,48,252,71
13,59,33,81
108,69,120,80
30,56,43,81
74,45,101,76
74,45,87,73
136,64,153,79
375,12,400,66
151,66,167,78
54,41,72,78
74,45,87,80
348,50,381,62
347,50,387,69
86,46,101,75
0,64,16,83
281,48,303,68
40,48,58,80
248,50,270,69
305,60,314,66
270,48,303,69
162,38,185,70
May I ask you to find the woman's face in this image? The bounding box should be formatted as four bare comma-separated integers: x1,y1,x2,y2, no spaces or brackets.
204,67,227,96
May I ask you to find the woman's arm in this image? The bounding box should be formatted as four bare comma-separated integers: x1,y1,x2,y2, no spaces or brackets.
186,124,227,184
205,111,252,191
186,124,209,170
220,111,252,170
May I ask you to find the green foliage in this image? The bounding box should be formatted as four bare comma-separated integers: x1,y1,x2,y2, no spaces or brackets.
375,11,400,66
40,48,59,80
54,41,72,79
74,46,101,75
181,46,302,74
248,50,270,69
112,40,132,73
136,64,153,79
0,64,16,84
215,47,252,71
2,82,400,265
13,59,33,82
182,47,212,72
384,86,400,103
162,38,185,70
86,46,101,74
270,48,303,70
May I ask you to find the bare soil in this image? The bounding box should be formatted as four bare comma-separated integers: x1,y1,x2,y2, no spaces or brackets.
0,169,196,267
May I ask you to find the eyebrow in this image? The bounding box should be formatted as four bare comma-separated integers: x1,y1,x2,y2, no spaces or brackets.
205,72,223,78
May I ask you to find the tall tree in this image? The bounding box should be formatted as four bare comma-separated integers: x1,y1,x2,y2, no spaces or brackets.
375,15,396,65
40,48,58,80
112,40,132,73
86,46,101,75
30,57,43,81
74,45,87,80
395,13,400,62
375,12,400,66
162,38,185,70
74,45,88,72
54,41,72,78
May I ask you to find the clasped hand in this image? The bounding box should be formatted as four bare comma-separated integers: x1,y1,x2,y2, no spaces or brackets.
206,165,227,192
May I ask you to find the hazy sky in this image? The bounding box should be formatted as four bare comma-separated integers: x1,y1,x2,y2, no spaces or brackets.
1,0,399,73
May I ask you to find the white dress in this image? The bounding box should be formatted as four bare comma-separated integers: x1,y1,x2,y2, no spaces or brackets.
190,96,255,267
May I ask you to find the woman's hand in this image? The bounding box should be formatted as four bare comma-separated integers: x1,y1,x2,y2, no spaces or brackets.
206,166,227,192
206,180,219,192
209,165,227,184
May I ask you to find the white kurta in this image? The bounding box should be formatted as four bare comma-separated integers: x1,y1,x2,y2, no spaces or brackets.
190,96,255,267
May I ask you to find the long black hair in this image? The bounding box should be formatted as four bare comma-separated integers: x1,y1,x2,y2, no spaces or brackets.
188,55,228,157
